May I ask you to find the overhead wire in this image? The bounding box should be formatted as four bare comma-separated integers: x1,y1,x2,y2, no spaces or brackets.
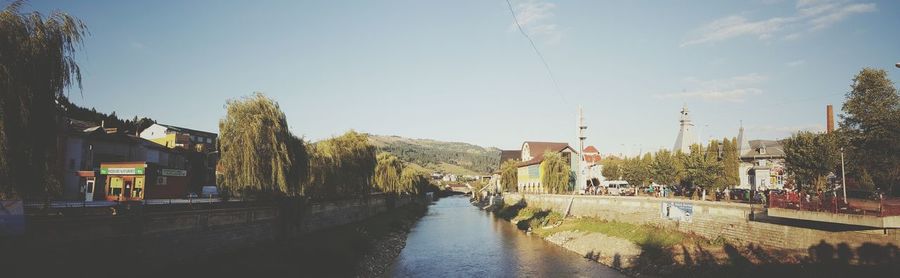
504,0,568,106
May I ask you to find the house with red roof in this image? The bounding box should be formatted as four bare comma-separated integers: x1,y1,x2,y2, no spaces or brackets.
515,141,578,193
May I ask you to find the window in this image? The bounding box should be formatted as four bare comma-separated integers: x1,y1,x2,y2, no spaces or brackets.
157,176,167,185
207,138,212,143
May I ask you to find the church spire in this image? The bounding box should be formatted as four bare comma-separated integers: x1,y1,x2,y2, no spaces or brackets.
673,104,697,154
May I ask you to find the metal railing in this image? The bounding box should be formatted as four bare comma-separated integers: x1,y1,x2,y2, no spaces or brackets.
768,191,900,217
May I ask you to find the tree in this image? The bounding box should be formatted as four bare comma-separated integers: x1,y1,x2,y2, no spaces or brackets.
840,68,900,195
640,153,653,186
307,130,377,200
601,158,622,180
721,137,740,188
540,151,571,194
217,93,304,197
652,149,679,186
1,1,87,199
706,140,726,190
783,131,840,192
400,168,431,195
375,152,404,194
500,159,519,192
681,144,721,192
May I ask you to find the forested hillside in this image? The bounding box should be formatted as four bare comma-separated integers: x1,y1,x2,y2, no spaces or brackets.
367,134,501,175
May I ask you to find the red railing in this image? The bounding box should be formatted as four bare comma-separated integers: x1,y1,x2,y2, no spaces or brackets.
768,191,900,217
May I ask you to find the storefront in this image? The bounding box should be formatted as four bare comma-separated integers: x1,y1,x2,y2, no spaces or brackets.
100,162,189,201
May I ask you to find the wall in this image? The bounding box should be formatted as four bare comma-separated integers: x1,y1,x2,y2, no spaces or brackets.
1,194,416,273
504,194,899,251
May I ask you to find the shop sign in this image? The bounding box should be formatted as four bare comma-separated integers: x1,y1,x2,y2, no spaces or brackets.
101,167,144,175
161,169,187,177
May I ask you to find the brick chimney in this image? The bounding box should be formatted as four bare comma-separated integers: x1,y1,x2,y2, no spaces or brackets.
826,104,834,133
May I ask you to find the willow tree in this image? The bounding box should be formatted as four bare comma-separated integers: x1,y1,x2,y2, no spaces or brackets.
0,1,87,199
375,152,403,194
499,159,519,192
218,93,302,197
400,167,430,195
307,131,376,200
541,151,571,194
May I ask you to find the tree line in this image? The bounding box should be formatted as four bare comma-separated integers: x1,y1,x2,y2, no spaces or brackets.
217,93,438,200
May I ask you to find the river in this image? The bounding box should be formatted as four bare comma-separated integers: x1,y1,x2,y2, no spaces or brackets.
389,196,625,278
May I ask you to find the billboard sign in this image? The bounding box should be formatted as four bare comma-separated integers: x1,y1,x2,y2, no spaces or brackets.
661,201,693,222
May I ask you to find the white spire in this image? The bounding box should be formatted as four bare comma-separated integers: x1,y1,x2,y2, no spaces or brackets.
673,104,697,153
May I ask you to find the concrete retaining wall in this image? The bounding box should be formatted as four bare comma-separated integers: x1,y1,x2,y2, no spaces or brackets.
504,194,899,250
2,194,417,273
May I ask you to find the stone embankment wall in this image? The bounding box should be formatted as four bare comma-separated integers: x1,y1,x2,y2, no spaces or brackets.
504,194,899,250
2,194,416,271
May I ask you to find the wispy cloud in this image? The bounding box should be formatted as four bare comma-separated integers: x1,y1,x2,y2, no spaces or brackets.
510,0,561,45
655,73,767,102
786,59,806,67
681,0,876,46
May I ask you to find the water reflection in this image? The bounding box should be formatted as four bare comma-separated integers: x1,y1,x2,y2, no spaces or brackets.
390,196,625,277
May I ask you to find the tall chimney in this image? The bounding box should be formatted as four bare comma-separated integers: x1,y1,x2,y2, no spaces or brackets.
826,105,834,133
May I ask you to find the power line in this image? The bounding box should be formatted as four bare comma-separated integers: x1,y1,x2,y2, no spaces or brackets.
504,0,567,105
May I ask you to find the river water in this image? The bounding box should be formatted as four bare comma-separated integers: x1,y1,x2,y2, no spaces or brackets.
389,196,625,278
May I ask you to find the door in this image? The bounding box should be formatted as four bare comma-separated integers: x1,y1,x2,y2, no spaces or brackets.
123,177,134,201
84,179,95,202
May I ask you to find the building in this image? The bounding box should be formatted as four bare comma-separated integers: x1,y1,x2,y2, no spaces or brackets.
673,105,698,154
583,146,604,188
60,118,192,201
139,123,218,152
515,141,578,193
736,126,786,191
100,161,189,201
499,150,522,164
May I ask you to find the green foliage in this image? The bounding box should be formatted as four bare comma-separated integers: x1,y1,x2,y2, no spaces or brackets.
400,167,432,195
375,152,404,194
217,93,304,197
619,153,655,187
540,151,571,194
535,218,685,248
500,159,519,192
307,131,377,200
783,131,840,191
651,149,679,186
369,134,500,175
721,137,740,187
601,158,622,180
0,1,87,199
57,96,156,134
840,68,900,194
681,144,723,191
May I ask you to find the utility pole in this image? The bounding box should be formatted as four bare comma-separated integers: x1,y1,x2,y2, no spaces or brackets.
841,147,847,205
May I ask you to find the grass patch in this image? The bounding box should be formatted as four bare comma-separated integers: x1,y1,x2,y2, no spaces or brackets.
533,217,685,248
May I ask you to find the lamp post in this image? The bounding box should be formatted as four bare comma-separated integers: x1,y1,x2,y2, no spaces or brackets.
841,147,847,205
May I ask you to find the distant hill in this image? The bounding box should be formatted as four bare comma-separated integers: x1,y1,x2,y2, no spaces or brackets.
367,134,501,175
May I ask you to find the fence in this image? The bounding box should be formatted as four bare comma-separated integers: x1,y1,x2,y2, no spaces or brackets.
768,191,900,217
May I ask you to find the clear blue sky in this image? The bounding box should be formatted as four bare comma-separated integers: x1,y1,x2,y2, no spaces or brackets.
29,0,900,155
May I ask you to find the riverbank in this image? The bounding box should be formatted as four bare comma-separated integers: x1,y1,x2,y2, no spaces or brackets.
494,200,900,277
151,202,428,277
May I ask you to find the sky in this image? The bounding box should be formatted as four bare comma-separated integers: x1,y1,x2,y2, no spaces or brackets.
27,0,900,156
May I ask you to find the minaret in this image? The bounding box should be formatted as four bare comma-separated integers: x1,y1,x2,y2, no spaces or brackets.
672,104,697,154
577,106,587,192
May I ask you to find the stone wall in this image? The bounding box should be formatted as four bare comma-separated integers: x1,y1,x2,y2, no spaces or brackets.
1,194,417,274
504,194,899,250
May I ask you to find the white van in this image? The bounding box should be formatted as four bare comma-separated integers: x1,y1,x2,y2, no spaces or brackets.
602,180,633,196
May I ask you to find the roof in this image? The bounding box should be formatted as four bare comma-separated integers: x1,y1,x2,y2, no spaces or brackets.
583,146,599,153
741,139,785,159
518,141,575,167
157,123,217,137
500,150,521,163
